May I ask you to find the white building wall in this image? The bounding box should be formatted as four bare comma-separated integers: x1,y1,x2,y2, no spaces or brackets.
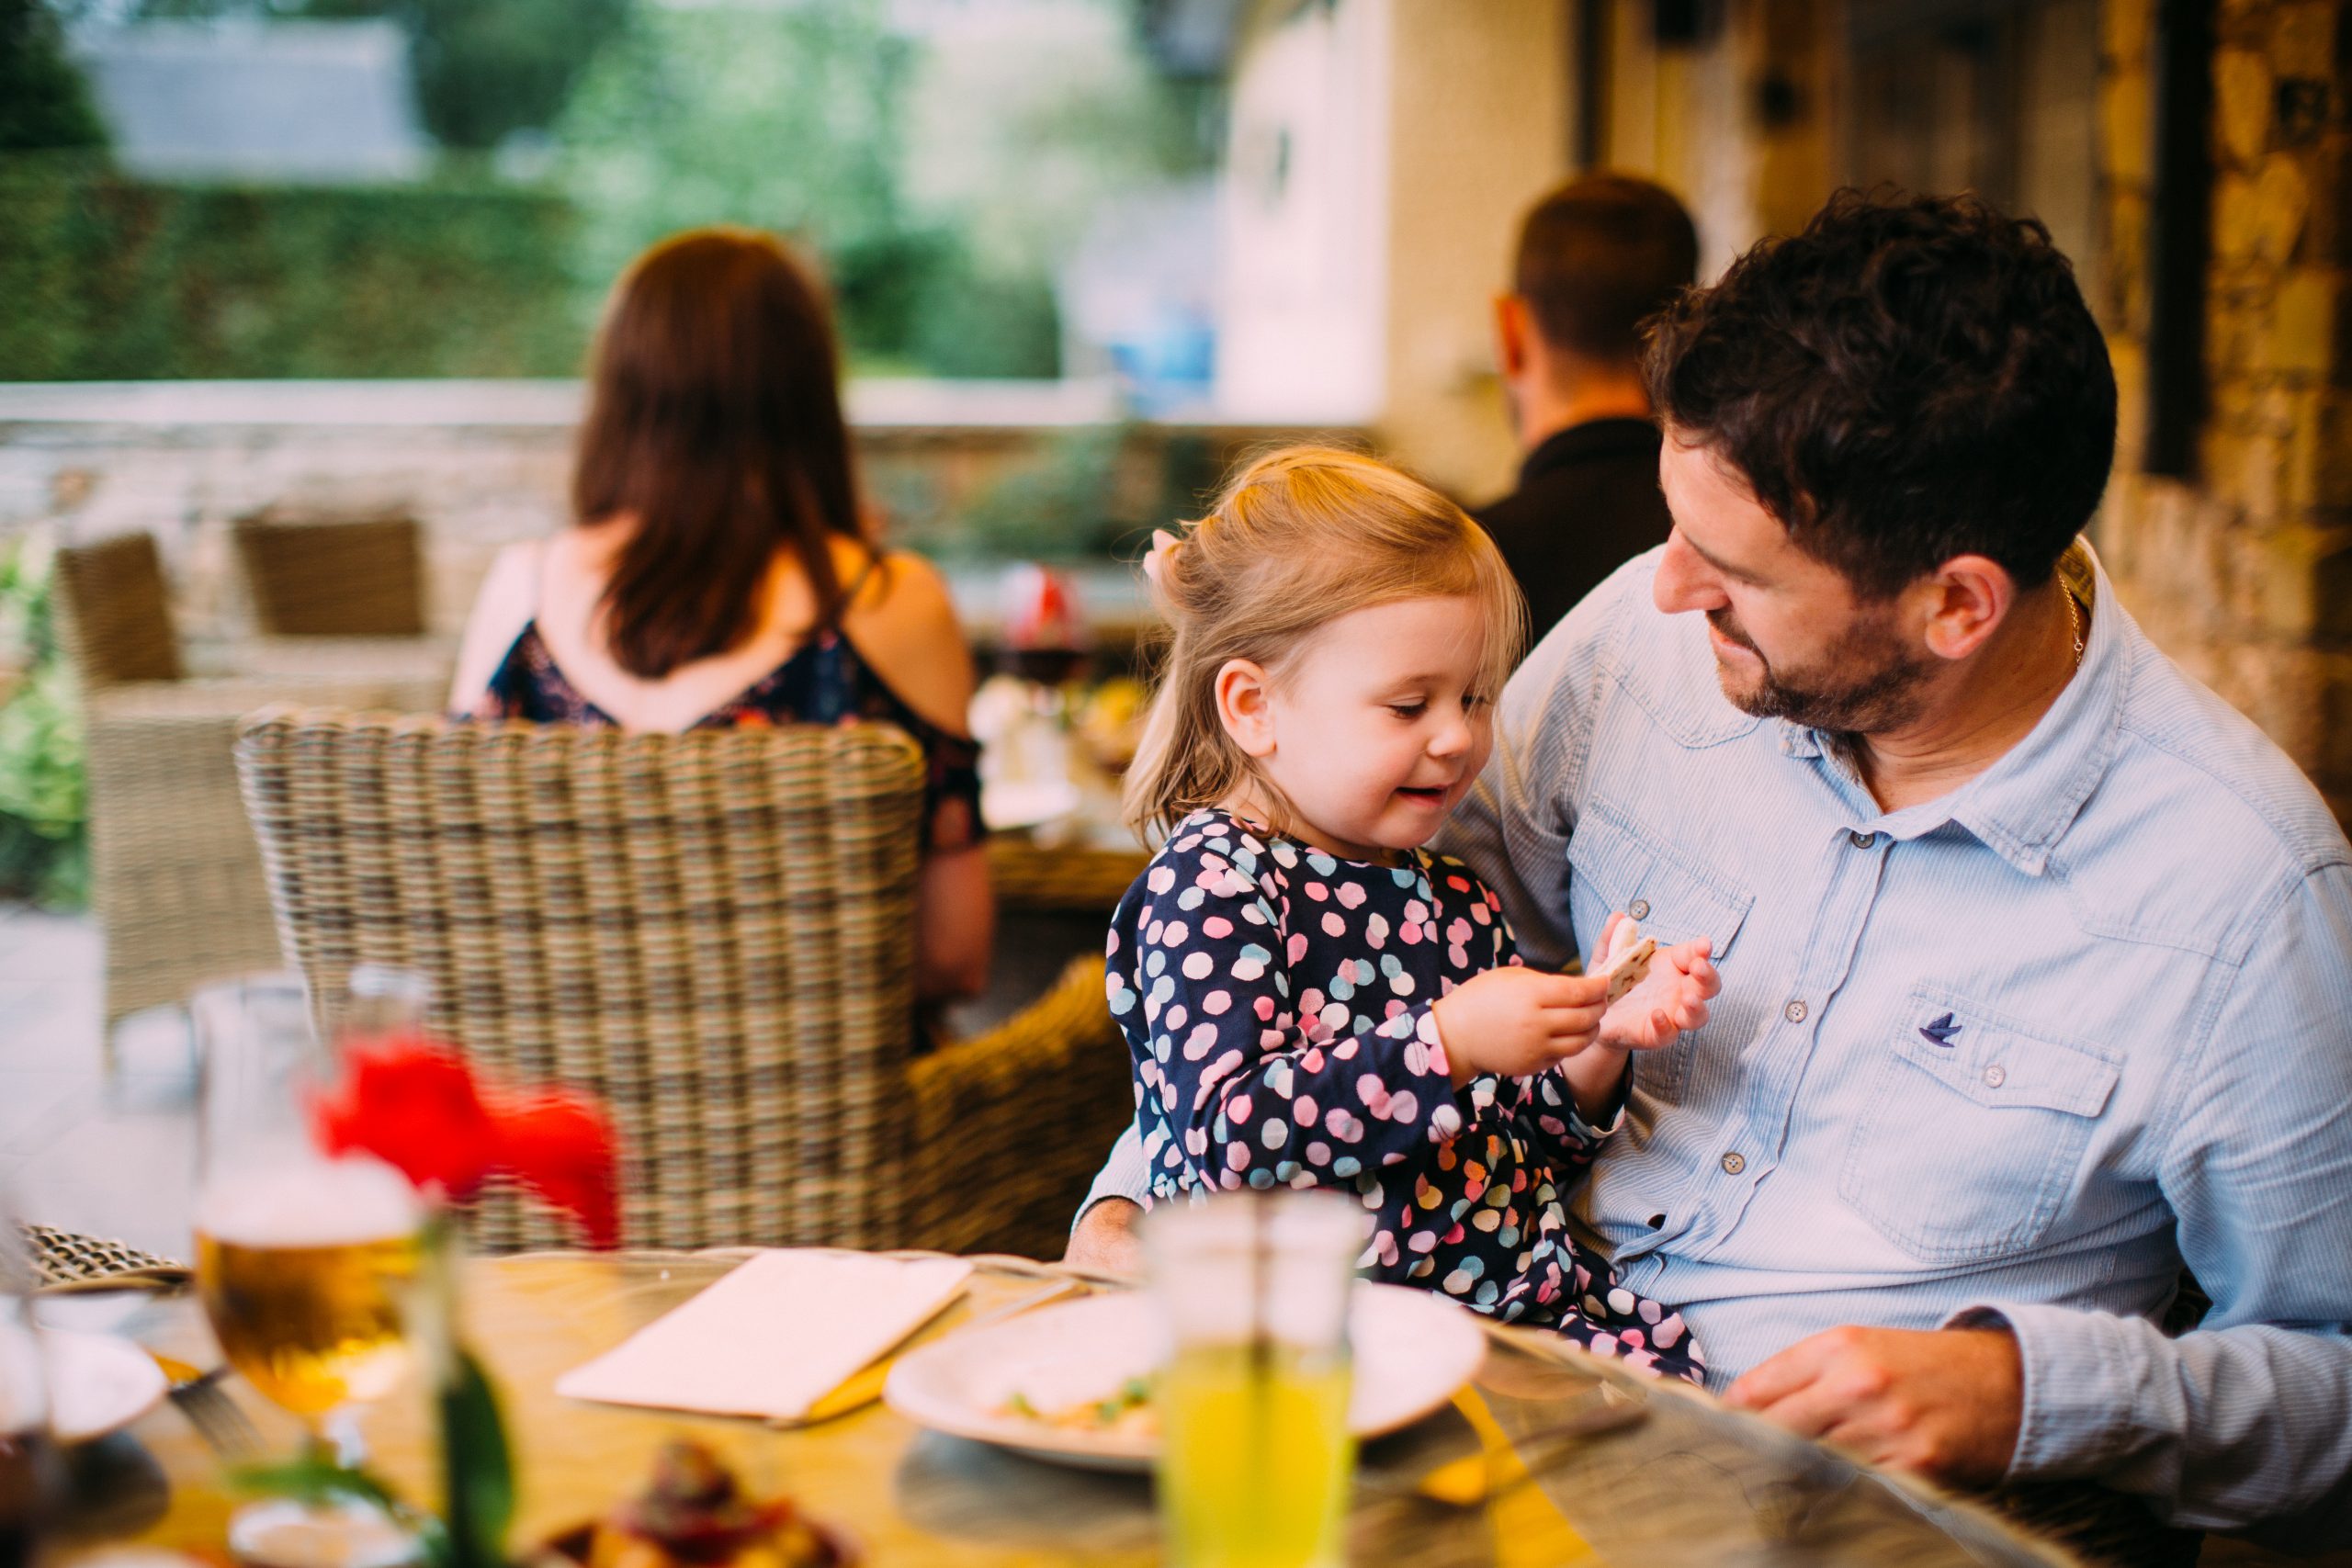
1212,0,1393,426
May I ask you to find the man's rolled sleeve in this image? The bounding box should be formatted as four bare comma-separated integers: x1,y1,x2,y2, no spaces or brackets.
1947,1303,2352,1546
1071,1120,1151,1233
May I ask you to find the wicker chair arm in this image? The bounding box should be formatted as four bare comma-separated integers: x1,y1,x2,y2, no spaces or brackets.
189,636,456,700
85,674,444,723
986,840,1150,916
905,953,1134,1259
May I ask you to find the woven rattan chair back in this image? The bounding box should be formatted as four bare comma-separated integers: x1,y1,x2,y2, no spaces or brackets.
232,513,426,637
53,533,184,687
235,711,928,1253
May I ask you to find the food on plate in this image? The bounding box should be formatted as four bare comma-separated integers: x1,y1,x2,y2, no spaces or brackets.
1002,1374,1157,1437
578,1440,842,1568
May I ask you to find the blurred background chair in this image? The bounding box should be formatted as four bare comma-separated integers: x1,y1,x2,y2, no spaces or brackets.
51,532,449,1061
232,510,426,638
235,711,1131,1259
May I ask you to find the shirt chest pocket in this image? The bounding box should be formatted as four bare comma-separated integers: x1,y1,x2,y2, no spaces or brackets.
1566,801,1753,1102
1838,988,2120,1265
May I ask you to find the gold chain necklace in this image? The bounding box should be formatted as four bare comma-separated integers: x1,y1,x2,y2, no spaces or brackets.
2062,585,2086,666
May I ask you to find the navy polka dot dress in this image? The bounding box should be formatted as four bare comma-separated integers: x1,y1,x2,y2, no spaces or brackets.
1107,807,1702,1381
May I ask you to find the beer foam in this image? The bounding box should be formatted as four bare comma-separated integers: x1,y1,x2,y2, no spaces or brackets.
196,1157,422,1247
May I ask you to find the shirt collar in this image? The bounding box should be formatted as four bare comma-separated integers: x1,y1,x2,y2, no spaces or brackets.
1518,417,1661,487
1779,540,2129,874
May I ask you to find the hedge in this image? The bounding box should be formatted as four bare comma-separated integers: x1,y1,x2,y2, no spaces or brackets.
0,156,588,379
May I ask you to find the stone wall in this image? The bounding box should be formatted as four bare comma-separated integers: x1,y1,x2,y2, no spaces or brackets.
0,379,1331,653
2095,0,2352,823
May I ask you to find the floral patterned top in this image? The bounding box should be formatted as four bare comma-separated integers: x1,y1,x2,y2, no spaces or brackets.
467,623,984,853
1106,807,1702,1379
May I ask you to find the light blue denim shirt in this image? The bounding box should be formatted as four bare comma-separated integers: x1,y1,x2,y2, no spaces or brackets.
1086,543,2352,1543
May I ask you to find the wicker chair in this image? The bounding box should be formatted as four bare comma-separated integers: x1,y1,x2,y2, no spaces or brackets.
19,1224,190,1293
234,710,1133,1259
51,533,450,1053
984,840,1150,915
232,512,426,637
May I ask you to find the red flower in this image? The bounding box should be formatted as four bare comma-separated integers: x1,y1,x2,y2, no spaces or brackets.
492,1092,621,1250
311,1038,621,1248
311,1037,503,1200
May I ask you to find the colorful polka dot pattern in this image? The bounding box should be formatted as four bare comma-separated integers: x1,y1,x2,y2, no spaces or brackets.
1107,808,1702,1382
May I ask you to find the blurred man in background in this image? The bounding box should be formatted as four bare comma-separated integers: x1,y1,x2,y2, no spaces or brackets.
1478,174,1699,641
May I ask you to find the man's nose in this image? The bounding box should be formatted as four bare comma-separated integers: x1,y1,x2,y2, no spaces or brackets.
1654,529,1723,615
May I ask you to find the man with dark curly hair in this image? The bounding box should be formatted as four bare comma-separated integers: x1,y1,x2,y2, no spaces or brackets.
1072,188,2352,1551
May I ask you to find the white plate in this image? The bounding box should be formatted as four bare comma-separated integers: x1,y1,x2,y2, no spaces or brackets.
884,1284,1486,1472
981,779,1081,833
43,1329,168,1444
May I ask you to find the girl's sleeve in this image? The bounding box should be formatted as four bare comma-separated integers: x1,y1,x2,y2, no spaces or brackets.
1107,842,1464,1195
1504,1072,1617,1175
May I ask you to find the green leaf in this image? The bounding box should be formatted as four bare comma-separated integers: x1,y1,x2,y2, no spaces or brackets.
441,1348,515,1568
231,1446,452,1568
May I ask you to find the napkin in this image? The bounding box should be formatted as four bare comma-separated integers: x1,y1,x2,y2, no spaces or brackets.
555,1249,974,1421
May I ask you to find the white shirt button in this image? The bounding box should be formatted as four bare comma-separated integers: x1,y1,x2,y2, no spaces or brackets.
1983,1065,2007,1089
1849,829,1875,849
1628,898,1650,920
1784,999,1808,1023
1721,1152,1746,1175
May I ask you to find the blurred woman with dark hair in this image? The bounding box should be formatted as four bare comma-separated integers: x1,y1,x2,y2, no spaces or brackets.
448,225,991,999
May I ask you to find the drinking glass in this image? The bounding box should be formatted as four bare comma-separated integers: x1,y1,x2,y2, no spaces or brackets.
190,973,424,1568
0,1215,62,1568
1146,1192,1365,1568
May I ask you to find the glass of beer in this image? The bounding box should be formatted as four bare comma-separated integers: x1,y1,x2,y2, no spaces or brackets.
1147,1192,1364,1568
191,973,424,1568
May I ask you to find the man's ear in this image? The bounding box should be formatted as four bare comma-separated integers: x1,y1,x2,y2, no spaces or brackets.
1917,555,2017,662
1215,658,1277,758
1494,294,1532,379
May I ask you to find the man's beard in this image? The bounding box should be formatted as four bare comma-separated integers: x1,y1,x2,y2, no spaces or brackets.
1708,604,1936,736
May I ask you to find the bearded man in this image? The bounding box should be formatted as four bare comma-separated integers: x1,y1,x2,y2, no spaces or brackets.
1069,188,2352,1551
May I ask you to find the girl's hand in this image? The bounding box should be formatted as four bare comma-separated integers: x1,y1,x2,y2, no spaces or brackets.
1430,965,1609,1086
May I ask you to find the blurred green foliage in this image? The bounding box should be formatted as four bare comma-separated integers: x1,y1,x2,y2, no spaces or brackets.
0,536,88,908
899,423,1227,563
130,0,630,152
0,158,586,378
0,0,108,152
552,0,1061,379
311,0,630,152
2,0,1205,385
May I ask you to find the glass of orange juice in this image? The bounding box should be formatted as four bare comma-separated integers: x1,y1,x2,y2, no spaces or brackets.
1147,1192,1364,1568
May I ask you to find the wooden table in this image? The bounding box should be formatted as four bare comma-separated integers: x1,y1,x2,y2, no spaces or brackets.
59,1250,2072,1568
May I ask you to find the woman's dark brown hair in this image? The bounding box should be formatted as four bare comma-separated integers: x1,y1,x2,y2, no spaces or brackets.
575,226,866,679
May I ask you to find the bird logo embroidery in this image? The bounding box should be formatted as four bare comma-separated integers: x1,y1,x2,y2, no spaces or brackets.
1918,1011,1962,1048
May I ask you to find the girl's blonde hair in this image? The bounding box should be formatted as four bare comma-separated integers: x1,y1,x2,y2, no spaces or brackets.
1123,446,1527,841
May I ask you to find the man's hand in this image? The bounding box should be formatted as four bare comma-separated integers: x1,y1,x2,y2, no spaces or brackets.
1594,914,1717,1051
1062,1197,1146,1278
1722,1325,2023,1486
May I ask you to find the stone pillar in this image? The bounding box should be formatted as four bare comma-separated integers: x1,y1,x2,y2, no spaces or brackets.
2096,0,2352,824
1378,0,1575,501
